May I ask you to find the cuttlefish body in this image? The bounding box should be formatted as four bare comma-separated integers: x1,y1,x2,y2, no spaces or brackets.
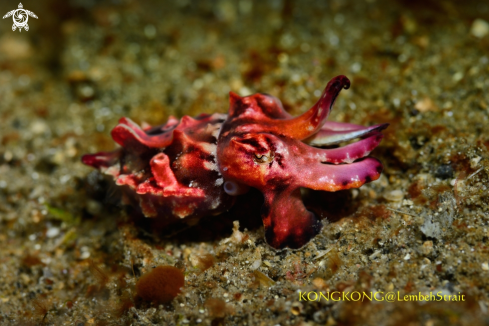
82,75,388,249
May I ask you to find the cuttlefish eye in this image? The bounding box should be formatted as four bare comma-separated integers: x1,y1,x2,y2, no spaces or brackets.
253,151,274,164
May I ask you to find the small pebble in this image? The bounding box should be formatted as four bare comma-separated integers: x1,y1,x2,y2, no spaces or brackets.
290,302,303,315
402,199,414,206
46,227,60,238
369,250,382,260
471,19,489,38
250,259,262,270
452,72,464,83
383,190,404,202
482,263,489,271
414,97,437,112
144,25,156,39
422,241,433,255
30,120,49,134
470,156,481,169
435,164,454,180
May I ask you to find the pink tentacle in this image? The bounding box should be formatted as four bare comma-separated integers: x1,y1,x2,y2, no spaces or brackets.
307,133,384,164
111,117,174,150
272,75,351,140
81,150,120,169
297,157,383,192
305,122,388,146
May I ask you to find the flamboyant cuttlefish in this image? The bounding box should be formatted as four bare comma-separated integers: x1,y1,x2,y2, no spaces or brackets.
82,75,388,249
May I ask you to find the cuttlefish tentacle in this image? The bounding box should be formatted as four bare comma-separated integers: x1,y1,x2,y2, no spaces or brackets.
266,75,351,140
111,117,175,150
305,122,389,146
262,188,322,250
304,133,384,164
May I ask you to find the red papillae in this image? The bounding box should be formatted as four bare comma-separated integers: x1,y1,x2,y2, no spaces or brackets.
83,112,232,224
82,75,388,250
